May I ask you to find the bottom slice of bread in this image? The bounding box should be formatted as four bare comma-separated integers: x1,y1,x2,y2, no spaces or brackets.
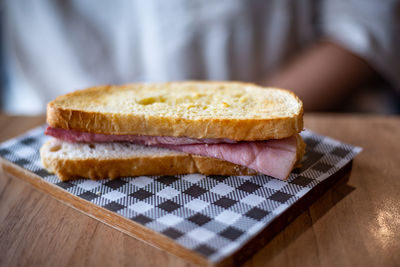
40,139,258,181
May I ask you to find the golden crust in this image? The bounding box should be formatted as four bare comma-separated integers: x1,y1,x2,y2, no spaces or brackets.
47,81,304,141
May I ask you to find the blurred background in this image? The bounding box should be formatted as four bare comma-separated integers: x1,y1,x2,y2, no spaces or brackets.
1,0,399,115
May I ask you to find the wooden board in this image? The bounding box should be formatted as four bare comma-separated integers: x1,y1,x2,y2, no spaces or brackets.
3,114,400,267
0,157,353,267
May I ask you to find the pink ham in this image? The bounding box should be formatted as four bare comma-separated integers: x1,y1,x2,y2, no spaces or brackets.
160,136,298,180
45,127,237,145
45,127,298,179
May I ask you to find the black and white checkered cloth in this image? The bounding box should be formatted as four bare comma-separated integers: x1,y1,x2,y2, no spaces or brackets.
0,126,361,262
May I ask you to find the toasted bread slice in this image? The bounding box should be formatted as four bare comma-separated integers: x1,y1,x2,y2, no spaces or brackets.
40,139,257,181
40,137,305,182
47,81,303,141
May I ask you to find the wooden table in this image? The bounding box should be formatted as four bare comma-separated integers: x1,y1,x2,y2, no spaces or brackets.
0,114,399,267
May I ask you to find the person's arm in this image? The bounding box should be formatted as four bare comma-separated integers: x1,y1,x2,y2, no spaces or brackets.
262,41,378,111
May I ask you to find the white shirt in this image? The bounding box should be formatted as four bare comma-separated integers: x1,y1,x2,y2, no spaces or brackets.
2,0,399,114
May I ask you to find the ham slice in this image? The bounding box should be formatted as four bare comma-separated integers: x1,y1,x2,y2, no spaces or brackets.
45,127,237,145
160,137,297,180
45,127,298,179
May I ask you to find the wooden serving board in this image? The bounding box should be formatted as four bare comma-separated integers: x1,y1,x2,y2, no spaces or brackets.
0,126,360,266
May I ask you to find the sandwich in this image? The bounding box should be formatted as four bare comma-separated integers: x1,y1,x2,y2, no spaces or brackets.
40,81,305,181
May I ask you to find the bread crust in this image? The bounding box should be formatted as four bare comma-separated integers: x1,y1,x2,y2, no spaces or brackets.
47,81,303,141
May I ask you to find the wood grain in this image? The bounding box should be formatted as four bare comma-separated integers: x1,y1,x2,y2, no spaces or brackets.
0,159,209,266
0,114,399,267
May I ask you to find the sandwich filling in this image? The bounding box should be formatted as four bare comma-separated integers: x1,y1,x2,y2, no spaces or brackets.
45,127,301,180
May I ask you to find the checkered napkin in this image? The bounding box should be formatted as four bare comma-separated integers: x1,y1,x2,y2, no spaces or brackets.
0,126,361,262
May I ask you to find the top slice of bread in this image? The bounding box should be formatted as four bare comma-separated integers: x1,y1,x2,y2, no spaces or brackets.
47,81,303,140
